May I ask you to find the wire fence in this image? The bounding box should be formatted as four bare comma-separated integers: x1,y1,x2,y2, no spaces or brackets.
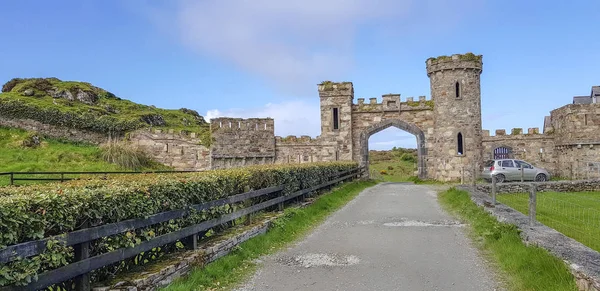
491,178,600,253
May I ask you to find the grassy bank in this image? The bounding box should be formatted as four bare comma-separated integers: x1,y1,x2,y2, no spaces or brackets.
438,188,577,291
368,148,418,182
498,191,600,252
0,126,167,185
162,180,377,291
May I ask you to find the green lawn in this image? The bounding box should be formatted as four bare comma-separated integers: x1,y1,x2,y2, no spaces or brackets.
161,180,377,291
498,191,600,252
0,126,166,186
439,188,577,291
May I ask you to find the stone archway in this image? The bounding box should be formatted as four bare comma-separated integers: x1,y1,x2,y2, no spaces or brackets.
358,119,427,179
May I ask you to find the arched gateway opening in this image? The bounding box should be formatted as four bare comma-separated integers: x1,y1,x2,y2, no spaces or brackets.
358,119,427,179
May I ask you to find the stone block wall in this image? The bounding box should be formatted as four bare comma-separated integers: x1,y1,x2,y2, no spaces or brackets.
0,116,110,144
129,130,211,171
482,128,556,175
550,104,600,145
476,179,600,194
210,117,276,169
274,136,334,164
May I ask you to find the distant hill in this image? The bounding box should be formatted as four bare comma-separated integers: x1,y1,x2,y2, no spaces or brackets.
0,78,211,146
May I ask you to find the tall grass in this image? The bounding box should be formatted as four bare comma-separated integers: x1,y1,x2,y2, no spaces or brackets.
439,188,577,291
100,141,155,170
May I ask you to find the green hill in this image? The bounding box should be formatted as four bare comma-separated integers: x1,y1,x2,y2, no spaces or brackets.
0,77,211,146
368,147,418,182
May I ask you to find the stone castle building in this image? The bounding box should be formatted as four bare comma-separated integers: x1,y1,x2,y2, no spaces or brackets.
3,53,597,181
205,53,600,181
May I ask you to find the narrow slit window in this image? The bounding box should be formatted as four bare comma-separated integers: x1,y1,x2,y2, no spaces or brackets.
333,108,339,130
457,132,464,155
455,82,460,98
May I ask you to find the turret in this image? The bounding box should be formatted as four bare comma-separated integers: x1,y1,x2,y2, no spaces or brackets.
426,53,483,181
318,81,354,161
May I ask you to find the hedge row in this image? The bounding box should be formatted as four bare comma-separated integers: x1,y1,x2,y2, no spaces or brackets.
0,162,358,286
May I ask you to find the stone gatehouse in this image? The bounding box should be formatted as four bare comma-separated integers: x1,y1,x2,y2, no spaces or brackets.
207,53,600,182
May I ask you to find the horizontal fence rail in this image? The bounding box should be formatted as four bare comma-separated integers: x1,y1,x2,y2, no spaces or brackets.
0,170,203,185
0,167,365,291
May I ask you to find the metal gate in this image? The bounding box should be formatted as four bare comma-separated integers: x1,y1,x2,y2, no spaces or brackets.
493,147,512,159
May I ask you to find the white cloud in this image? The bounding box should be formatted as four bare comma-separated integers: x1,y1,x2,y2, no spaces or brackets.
141,0,482,93
206,99,321,137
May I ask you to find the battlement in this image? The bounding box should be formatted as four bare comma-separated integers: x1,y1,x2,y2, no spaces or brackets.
353,94,433,112
426,53,483,76
483,127,542,137
317,81,354,97
275,135,320,144
210,117,274,132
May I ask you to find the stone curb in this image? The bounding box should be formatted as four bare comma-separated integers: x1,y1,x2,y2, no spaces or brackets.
458,185,600,291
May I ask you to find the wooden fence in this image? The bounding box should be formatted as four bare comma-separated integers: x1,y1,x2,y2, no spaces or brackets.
0,167,365,290
0,170,202,185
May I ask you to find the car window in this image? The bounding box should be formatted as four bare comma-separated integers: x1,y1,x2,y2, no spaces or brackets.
500,160,514,167
514,160,532,169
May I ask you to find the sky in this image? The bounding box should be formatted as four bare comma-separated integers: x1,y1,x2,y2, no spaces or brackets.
1,0,599,150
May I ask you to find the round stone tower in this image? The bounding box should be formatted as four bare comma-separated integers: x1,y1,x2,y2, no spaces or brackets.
426,53,483,182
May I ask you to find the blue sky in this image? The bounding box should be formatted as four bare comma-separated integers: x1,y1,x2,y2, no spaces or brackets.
1,0,599,150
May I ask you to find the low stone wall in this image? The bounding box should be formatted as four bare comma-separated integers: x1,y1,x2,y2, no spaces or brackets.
0,116,109,144
460,185,600,291
92,215,281,291
476,179,600,194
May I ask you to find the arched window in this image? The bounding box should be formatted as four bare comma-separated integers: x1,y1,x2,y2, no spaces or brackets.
455,82,461,99
457,132,464,155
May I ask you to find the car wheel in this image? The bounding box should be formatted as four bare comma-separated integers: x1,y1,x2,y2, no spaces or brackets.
493,174,505,183
535,174,547,182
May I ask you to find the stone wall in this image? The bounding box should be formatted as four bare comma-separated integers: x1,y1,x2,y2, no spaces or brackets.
482,127,556,175
210,117,276,169
550,103,600,145
0,116,110,144
274,136,334,164
129,129,211,171
318,82,354,161
476,179,600,194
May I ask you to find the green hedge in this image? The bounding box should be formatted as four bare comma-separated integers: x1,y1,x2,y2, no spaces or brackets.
0,162,357,286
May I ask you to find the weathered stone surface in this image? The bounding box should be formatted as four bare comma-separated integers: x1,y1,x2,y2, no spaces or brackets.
139,114,166,126
22,89,34,96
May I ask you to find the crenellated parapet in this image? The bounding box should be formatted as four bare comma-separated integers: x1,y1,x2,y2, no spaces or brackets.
483,127,543,137
426,53,483,77
353,95,433,112
210,117,274,132
275,135,320,144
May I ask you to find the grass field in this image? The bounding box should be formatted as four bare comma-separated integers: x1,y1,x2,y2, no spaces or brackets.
0,126,167,185
439,188,577,291
368,148,418,182
162,180,377,291
498,191,600,252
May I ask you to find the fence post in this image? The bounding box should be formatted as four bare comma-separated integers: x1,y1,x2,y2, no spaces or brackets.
528,184,537,226
61,173,65,183
472,162,477,187
74,222,90,291
520,164,524,182
10,173,14,186
491,175,497,205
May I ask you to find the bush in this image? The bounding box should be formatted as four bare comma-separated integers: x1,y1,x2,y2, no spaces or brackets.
100,141,153,170
380,170,388,175
401,153,417,163
387,166,394,170
0,162,357,286
1,78,24,92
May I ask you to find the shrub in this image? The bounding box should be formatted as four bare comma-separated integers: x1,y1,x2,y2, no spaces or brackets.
401,153,417,163
387,166,394,170
0,162,357,286
100,141,153,170
1,78,24,92
380,170,388,175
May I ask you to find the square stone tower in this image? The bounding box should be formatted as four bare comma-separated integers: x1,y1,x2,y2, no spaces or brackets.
318,81,354,161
